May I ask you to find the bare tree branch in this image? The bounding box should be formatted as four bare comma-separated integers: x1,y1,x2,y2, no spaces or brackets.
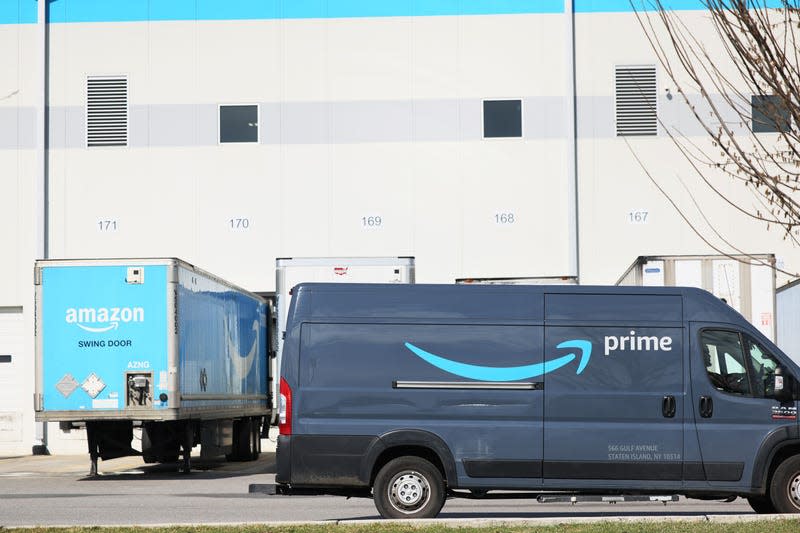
631,0,800,246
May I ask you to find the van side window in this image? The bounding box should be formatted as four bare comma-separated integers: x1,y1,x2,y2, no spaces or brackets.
744,337,780,398
700,330,751,395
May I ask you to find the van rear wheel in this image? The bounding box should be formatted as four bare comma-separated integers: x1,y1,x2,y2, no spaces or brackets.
769,455,800,513
373,457,445,519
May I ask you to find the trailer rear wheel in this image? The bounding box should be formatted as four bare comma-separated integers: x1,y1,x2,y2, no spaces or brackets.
227,417,258,461
373,456,445,519
251,418,261,460
769,455,800,513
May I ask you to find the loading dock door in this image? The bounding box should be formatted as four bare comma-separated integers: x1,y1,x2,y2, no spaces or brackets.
0,309,25,445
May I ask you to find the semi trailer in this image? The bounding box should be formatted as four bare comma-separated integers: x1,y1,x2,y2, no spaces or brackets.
616,254,776,341
34,258,269,474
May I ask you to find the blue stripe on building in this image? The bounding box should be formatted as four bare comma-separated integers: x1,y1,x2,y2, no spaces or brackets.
0,1,37,24
42,0,565,24
1,0,789,25
580,0,784,12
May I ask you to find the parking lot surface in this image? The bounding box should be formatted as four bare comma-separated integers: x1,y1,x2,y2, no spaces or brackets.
0,450,783,527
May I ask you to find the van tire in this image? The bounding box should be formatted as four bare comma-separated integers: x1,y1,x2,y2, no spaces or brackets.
747,496,776,514
769,455,800,513
373,457,445,519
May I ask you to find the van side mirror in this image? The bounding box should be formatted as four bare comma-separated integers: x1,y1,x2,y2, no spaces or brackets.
772,367,795,403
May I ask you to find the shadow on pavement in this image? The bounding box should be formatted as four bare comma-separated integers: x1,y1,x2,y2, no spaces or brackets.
76,452,276,481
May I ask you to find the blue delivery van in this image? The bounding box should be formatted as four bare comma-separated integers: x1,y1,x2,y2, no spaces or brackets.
275,283,800,518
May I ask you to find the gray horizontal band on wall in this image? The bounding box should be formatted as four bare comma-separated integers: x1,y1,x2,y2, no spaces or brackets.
393,381,543,390
1,94,748,150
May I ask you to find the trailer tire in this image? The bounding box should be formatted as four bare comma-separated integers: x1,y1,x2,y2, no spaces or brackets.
227,418,259,461
373,456,445,519
769,455,800,513
747,495,776,514
227,419,251,461
251,418,261,461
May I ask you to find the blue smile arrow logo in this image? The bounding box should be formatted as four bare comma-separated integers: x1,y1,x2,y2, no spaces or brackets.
404,340,592,382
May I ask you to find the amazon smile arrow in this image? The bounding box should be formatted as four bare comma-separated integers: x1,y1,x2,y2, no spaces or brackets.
404,339,592,382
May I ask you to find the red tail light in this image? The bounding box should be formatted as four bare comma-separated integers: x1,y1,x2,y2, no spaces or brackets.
279,377,292,435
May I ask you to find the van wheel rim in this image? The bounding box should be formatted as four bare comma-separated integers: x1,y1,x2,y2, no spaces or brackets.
791,472,800,508
388,471,430,513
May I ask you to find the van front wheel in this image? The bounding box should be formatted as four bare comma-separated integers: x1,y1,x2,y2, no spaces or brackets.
769,455,800,513
373,457,445,519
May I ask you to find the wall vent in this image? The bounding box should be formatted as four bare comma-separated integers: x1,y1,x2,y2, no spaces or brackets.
86,76,128,147
615,66,657,136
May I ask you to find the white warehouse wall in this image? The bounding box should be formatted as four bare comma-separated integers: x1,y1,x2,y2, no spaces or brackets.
574,10,800,284
45,13,573,290
0,18,37,456
1,1,799,455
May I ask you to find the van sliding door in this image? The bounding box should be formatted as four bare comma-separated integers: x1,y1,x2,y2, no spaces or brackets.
542,292,685,489
542,325,684,486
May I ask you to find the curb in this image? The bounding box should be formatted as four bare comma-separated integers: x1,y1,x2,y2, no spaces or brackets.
6,515,800,529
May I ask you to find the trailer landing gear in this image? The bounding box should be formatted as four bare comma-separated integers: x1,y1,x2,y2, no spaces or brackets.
181,422,193,474
84,421,137,477
87,422,99,477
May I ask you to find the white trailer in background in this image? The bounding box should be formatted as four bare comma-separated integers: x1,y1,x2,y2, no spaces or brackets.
272,257,415,422
456,276,578,285
776,280,800,365
616,254,776,342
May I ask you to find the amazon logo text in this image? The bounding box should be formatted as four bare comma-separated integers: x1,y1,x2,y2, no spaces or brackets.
604,331,672,356
65,306,144,333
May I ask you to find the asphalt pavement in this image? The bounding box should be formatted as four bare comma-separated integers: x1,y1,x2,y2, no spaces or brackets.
0,449,795,527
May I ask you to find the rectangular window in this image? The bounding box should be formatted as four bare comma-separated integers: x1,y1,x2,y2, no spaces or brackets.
752,95,791,133
745,338,780,398
701,329,751,395
219,104,259,143
701,329,793,400
86,76,128,147
615,65,657,136
483,99,522,138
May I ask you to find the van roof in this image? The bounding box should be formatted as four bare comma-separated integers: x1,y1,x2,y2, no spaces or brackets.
289,283,746,326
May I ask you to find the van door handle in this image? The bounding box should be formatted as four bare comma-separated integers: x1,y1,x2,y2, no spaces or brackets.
662,395,676,418
699,396,713,418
